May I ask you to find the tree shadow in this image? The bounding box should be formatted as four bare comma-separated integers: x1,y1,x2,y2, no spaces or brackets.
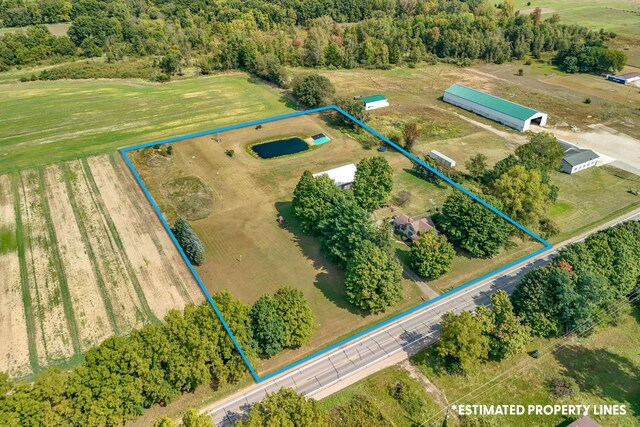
278,93,299,110
554,345,640,417
274,201,366,316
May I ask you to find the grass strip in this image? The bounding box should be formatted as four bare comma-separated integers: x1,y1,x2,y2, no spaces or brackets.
36,168,83,357
10,174,40,374
60,163,121,336
80,157,158,323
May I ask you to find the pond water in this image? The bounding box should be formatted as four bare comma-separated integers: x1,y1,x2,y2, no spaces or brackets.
251,137,309,159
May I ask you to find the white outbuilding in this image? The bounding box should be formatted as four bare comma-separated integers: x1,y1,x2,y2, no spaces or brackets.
361,95,389,110
429,150,456,168
443,84,548,132
561,148,599,174
313,163,357,189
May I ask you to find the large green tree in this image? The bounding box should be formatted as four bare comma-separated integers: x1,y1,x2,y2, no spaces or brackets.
250,295,285,358
410,229,455,278
319,193,377,266
490,165,551,227
345,240,403,313
353,156,394,212
515,132,565,171
434,192,511,258
274,287,316,348
477,291,531,360
292,74,335,108
292,171,339,236
172,218,205,266
235,388,328,427
436,311,489,373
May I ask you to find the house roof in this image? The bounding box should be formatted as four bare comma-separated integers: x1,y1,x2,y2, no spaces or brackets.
313,163,357,186
393,215,434,232
444,84,541,121
617,72,640,79
566,416,602,427
563,149,599,167
362,94,387,103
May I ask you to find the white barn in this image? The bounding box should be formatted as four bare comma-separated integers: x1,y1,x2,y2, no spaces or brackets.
313,163,357,189
443,84,548,132
561,149,599,174
361,95,389,111
429,150,456,168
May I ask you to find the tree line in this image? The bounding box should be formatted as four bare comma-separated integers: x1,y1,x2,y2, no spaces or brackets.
0,285,314,426
432,220,640,374
1,0,626,77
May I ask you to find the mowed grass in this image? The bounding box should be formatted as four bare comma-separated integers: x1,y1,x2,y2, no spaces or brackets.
514,0,640,36
0,74,292,172
412,308,640,426
550,166,640,242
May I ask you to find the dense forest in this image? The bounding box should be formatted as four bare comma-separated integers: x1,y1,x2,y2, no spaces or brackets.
0,0,626,78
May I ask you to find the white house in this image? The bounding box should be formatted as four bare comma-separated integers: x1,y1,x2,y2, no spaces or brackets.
313,163,357,189
361,95,389,111
561,149,599,174
443,84,548,132
429,150,456,168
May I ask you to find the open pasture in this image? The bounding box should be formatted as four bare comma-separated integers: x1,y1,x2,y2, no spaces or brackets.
0,154,201,379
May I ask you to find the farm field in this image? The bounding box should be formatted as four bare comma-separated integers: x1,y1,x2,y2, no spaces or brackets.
0,154,201,379
130,111,545,376
0,74,293,172
322,308,640,426
514,0,640,36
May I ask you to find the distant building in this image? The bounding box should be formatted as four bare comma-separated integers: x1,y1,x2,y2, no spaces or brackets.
561,148,599,174
360,95,389,111
311,133,331,144
313,163,357,189
392,215,435,241
443,84,548,132
606,72,640,85
429,150,456,168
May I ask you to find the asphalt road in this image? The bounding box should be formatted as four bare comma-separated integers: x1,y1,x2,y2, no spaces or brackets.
208,212,640,425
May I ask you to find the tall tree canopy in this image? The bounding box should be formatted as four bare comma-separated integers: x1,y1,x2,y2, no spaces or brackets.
515,132,565,171
410,229,455,279
353,156,394,212
292,171,340,236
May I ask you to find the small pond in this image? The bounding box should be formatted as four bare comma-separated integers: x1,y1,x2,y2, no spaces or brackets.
251,137,309,159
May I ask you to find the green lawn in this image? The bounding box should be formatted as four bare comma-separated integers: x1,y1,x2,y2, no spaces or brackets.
412,308,640,426
0,74,293,172
550,166,640,242
514,0,640,36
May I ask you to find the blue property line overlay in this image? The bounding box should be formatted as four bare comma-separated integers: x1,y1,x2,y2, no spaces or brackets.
120,105,553,383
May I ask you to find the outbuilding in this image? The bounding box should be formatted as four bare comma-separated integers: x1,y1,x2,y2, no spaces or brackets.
561,148,599,174
429,150,456,168
607,72,640,85
443,84,548,132
361,95,389,111
313,163,357,189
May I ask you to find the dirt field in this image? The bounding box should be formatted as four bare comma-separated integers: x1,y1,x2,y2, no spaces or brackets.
0,155,201,379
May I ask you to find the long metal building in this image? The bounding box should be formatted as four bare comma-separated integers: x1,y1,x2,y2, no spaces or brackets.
443,84,548,132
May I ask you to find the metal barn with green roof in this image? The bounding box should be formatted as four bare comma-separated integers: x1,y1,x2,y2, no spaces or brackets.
443,84,548,132
361,94,389,111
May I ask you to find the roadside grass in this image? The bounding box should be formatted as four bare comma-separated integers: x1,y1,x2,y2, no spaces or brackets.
36,167,82,357
320,366,443,426
412,307,640,427
514,0,640,36
60,162,121,336
79,158,157,324
0,74,293,172
549,166,640,242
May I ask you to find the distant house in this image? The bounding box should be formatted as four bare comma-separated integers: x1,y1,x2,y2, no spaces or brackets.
606,72,640,85
313,163,357,189
561,148,599,174
429,150,456,168
392,215,435,241
360,95,389,111
443,84,548,132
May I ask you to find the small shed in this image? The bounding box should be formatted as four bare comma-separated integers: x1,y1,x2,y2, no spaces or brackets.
607,72,640,84
311,133,331,144
313,164,357,189
561,148,599,174
429,150,456,168
361,95,389,111
443,84,548,132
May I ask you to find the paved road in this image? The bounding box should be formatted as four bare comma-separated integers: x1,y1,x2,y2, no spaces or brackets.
208,212,640,425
